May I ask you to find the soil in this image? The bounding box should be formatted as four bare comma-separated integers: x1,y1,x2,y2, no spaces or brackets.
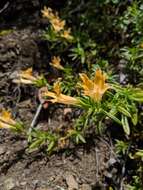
0,1,119,190
0,129,114,190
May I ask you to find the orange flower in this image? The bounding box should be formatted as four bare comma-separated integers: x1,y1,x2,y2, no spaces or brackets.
41,6,57,20
58,137,69,149
0,110,16,129
41,6,65,32
44,81,79,105
50,56,64,70
13,68,40,84
61,28,73,40
51,18,65,32
80,69,110,102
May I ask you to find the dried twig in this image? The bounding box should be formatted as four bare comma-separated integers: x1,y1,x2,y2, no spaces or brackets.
0,2,9,14
29,87,49,133
28,103,43,134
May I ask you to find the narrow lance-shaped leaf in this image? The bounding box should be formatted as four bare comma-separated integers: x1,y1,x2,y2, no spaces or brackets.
118,106,131,117
131,112,138,126
47,141,55,152
121,115,130,135
78,134,86,143
29,139,44,150
102,110,122,125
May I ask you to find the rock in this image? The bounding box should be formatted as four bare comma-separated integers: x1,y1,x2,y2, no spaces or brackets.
65,172,78,190
0,146,6,155
107,158,117,166
63,108,72,115
4,178,16,190
20,181,27,186
80,184,92,190
32,179,39,186
36,188,52,190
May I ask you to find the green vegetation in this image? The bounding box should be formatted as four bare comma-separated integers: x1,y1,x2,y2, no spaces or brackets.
1,0,143,189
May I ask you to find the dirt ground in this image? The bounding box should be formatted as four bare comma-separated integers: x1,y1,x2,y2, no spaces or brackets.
0,128,115,190
0,1,120,189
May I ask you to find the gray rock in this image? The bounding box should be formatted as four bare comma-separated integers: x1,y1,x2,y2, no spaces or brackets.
65,172,78,190
80,184,92,190
0,146,6,155
20,181,27,186
4,178,16,190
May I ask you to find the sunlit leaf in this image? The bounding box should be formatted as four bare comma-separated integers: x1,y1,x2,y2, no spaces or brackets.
78,134,86,143
118,106,131,117
47,141,55,152
121,115,130,135
103,110,121,125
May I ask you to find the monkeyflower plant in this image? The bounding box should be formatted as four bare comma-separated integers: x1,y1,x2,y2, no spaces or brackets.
43,69,143,137
6,66,143,152
41,7,65,32
13,68,47,87
41,6,73,41
13,68,39,84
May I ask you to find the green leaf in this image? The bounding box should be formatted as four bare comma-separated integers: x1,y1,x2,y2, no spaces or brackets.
12,122,24,133
131,96,143,102
103,110,122,125
78,134,86,143
130,90,143,102
134,150,143,158
132,113,138,126
34,76,48,87
47,141,55,152
76,135,79,144
29,139,44,150
118,106,131,117
121,115,130,135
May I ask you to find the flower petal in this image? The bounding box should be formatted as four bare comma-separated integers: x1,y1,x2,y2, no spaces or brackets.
79,73,94,91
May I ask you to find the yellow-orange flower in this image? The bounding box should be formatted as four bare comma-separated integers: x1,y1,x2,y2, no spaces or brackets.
61,28,73,40
41,6,65,32
50,56,64,70
51,18,65,32
0,110,16,129
41,6,57,20
58,137,69,149
44,81,79,105
41,6,74,38
13,68,40,84
80,69,110,102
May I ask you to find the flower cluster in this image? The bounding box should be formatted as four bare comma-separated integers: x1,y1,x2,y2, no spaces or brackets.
12,66,110,104
41,6,73,40
42,69,110,105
